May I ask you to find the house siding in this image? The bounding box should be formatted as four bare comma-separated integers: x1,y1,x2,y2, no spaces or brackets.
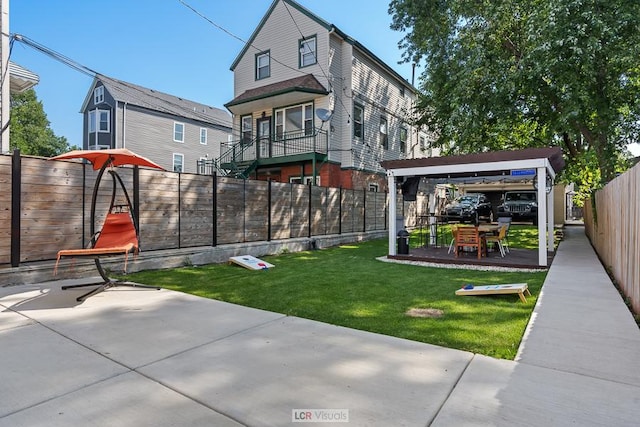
113,104,227,173
350,49,416,173
233,1,330,97
224,0,435,189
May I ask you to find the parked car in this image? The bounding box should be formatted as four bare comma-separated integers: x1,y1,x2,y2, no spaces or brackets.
442,193,493,224
497,190,538,224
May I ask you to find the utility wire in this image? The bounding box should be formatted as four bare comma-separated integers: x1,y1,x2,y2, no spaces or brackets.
177,0,333,86
11,34,230,127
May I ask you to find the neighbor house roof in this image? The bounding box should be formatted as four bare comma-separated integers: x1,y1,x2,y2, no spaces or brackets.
229,0,415,91
80,75,232,129
9,61,39,93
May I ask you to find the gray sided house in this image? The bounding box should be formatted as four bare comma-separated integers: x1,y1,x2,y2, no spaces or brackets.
80,75,232,173
216,0,436,191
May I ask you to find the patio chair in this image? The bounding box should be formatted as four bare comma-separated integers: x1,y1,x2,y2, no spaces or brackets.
54,205,159,302
454,226,484,260
497,216,512,252
447,224,459,254
485,224,509,257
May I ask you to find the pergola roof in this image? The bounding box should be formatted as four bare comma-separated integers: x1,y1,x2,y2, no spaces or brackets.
381,147,565,179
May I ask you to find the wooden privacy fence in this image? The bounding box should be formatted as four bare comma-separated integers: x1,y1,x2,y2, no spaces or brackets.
584,162,640,313
0,153,388,267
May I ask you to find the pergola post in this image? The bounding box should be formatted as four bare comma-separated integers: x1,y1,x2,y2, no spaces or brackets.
536,168,548,266
387,171,397,256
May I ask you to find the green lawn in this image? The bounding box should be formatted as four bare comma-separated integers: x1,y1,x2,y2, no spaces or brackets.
126,234,547,360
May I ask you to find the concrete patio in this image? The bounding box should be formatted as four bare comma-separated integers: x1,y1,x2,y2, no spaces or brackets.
1,226,639,426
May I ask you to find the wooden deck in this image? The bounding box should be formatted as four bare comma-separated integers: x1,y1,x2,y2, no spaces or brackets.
390,244,554,270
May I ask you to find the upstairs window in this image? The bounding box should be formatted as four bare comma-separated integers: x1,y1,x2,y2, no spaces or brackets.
400,126,408,153
256,51,270,80
94,86,104,104
379,117,388,150
299,36,317,68
174,122,185,142
200,128,207,145
89,109,110,133
353,104,364,139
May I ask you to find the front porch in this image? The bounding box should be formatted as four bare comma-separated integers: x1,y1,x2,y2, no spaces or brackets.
197,129,328,178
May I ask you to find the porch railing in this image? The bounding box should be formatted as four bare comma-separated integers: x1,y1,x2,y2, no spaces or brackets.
197,129,328,177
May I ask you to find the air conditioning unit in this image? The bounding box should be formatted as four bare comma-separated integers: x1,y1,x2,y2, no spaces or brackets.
88,144,111,150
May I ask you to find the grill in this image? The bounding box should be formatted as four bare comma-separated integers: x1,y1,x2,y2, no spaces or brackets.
507,204,529,213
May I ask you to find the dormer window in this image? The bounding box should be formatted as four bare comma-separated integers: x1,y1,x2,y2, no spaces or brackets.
94,86,104,104
299,36,317,68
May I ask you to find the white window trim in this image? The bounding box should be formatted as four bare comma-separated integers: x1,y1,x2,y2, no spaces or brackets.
173,153,184,173
94,86,104,104
174,122,185,143
289,176,320,186
200,127,207,145
89,109,110,133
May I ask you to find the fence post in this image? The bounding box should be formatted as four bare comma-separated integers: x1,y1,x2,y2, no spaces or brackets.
338,186,342,234
10,149,21,267
177,173,182,248
267,179,272,241
133,166,140,236
212,172,217,247
363,188,367,232
308,181,312,238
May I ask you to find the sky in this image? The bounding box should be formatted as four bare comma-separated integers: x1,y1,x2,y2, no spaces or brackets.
10,0,640,157
9,0,417,148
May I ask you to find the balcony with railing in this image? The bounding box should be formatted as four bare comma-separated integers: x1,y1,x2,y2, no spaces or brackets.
197,129,328,178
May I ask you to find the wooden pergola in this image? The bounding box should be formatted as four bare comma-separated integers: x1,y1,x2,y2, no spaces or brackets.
381,147,565,267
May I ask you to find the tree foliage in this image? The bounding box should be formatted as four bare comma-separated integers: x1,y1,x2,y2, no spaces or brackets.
389,0,640,193
10,89,75,157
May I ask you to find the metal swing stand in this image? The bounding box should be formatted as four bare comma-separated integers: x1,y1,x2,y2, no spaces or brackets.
61,158,160,302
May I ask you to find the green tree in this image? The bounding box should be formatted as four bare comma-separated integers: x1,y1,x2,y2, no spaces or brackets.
10,88,75,157
389,0,640,192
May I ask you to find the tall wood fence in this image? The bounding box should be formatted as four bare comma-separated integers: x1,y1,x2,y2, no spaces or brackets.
584,162,640,313
0,153,388,267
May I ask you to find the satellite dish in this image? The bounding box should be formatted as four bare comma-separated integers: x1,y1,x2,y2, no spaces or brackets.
316,108,333,123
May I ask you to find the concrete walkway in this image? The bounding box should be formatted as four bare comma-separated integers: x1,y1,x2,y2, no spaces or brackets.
1,226,639,426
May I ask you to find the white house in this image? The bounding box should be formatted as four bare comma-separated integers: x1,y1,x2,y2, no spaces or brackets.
216,0,436,190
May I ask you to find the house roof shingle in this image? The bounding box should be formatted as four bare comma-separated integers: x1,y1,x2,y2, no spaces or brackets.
85,75,232,129
225,74,328,108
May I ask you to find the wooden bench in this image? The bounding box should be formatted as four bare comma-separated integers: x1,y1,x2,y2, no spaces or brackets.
455,283,531,303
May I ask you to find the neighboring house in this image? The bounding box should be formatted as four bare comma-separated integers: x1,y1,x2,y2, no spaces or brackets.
9,61,39,93
1,61,40,153
214,0,435,190
80,75,232,173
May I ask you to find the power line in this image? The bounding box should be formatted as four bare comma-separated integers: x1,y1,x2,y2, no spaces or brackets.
11,34,229,127
178,0,323,80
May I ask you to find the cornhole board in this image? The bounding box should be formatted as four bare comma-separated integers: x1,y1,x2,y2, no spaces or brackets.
455,283,530,303
229,255,274,270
